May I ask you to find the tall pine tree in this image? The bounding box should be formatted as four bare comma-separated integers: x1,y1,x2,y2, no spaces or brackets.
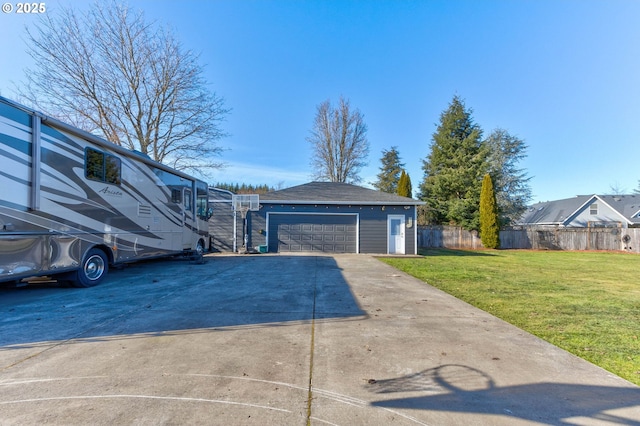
479,174,500,249
419,96,488,230
373,146,404,193
485,128,532,225
397,170,413,198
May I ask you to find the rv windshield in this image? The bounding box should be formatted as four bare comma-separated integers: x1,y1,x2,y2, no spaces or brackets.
196,181,210,220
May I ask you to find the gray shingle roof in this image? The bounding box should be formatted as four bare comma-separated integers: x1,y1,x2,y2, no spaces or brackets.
598,194,640,224
519,196,592,224
518,194,640,225
261,182,424,205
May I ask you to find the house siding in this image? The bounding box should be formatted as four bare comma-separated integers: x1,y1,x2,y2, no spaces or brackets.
359,214,387,253
251,204,416,254
567,201,628,227
208,188,243,252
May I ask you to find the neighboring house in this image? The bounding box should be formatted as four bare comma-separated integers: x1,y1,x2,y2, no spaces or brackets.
214,182,424,254
518,194,640,228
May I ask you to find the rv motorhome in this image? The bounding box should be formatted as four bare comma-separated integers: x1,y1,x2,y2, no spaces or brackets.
0,96,211,287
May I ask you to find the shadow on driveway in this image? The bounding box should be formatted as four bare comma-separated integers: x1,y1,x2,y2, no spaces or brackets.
0,255,365,348
370,364,640,425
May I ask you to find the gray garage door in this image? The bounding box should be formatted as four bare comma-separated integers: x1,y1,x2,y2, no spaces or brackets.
268,214,357,253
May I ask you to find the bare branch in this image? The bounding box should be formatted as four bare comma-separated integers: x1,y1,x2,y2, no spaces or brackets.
18,0,228,175
307,96,369,183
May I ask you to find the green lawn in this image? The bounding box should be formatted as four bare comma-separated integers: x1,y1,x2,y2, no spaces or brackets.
380,249,640,386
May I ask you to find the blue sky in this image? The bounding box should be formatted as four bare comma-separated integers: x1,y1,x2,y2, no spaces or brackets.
1,0,639,203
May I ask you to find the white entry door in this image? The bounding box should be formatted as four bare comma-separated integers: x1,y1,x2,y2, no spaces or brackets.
388,215,405,254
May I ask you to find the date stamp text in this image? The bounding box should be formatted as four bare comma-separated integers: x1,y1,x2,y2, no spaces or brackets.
2,2,46,14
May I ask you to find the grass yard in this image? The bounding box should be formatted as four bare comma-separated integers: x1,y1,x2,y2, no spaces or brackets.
380,249,640,386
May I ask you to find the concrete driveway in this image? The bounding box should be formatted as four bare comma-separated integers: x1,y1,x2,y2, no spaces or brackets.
1,254,638,425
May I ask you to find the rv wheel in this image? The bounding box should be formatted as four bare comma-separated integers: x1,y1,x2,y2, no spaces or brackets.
196,239,205,257
72,248,109,288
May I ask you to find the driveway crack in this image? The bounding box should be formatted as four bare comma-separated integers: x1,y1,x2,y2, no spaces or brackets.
306,256,318,425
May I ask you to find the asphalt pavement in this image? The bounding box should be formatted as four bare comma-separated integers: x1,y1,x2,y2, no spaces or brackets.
0,254,638,425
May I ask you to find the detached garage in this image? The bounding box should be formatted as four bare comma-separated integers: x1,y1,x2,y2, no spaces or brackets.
249,182,424,255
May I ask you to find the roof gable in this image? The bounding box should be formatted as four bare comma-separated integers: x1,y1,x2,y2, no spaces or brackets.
261,182,423,205
519,196,590,225
596,194,640,224
519,194,640,225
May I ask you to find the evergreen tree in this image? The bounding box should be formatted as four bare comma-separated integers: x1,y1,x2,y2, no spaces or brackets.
419,96,487,230
479,174,500,249
397,170,413,198
373,146,404,193
634,180,640,195
212,182,275,194
485,128,532,225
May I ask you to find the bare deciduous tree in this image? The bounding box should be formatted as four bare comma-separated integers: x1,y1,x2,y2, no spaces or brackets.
19,1,228,175
307,96,369,183
608,181,628,195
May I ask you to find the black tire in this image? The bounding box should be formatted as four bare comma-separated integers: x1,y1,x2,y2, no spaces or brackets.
195,239,205,257
71,248,109,288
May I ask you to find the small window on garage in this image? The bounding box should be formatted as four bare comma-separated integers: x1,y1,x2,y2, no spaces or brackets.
590,203,598,215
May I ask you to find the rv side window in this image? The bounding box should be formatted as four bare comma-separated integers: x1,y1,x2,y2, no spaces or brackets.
105,155,121,184
85,148,104,181
171,189,181,204
85,147,122,185
196,182,209,219
184,189,192,211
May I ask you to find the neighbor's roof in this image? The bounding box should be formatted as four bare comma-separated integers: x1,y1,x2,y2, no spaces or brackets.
518,194,640,225
261,182,424,205
601,194,640,223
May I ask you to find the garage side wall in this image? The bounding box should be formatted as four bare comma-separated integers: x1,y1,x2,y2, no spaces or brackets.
250,204,416,254
208,190,243,252
358,206,416,254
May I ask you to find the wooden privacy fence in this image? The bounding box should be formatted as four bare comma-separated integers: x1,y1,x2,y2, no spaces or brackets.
418,225,640,253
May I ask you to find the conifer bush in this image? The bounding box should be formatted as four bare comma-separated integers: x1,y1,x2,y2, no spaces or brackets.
479,174,500,248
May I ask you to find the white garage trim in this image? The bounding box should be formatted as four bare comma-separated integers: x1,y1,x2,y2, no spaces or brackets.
266,212,360,253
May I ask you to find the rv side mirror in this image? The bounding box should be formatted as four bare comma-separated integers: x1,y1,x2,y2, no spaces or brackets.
206,207,213,221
